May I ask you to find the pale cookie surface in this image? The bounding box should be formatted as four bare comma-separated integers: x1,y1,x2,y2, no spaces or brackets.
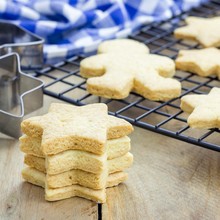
24,156,108,189
25,152,133,175
20,135,130,159
180,88,220,128
22,167,128,203
21,103,108,155
80,39,181,101
25,150,107,175
174,16,220,47
21,103,133,155
98,39,149,54
24,152,133,189
49,103,133,140
176,48,220,78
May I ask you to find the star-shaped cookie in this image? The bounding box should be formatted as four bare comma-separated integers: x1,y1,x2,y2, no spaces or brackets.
22,166,128,203
176,48,220,78
20,103,134,203
80,39,181,101
174,16,220,47
21,103,133,155
21,103,108,155
180,87,220,128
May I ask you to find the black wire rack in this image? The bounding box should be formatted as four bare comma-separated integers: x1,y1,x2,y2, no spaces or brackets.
35,0,220,152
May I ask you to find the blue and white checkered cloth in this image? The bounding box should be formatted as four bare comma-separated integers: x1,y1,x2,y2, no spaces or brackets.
0,0,206,64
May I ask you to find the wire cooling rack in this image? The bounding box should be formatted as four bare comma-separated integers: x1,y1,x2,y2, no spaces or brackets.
35,0,220,152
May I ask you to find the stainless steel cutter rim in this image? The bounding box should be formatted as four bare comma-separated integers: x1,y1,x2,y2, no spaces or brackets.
0,52,44,118
0,20,44,49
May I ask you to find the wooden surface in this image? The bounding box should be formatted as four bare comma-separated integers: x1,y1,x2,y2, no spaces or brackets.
1,96,220,220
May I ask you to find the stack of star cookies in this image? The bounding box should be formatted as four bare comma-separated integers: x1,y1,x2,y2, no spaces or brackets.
19,103,133,203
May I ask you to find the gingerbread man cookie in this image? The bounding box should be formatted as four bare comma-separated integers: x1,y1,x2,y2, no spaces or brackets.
80,39,181,101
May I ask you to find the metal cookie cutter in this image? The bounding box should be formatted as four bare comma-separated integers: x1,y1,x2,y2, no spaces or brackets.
0,21,44,71
0,53,44,138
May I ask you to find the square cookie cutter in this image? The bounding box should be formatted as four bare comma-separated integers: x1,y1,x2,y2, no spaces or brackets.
0,53,44,138
0,21,44,71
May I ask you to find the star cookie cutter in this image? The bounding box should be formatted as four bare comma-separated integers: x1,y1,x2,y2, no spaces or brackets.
0,21,44,71
0,53,44,138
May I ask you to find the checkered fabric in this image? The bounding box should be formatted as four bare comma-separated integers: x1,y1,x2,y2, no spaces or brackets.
0,0,206,64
